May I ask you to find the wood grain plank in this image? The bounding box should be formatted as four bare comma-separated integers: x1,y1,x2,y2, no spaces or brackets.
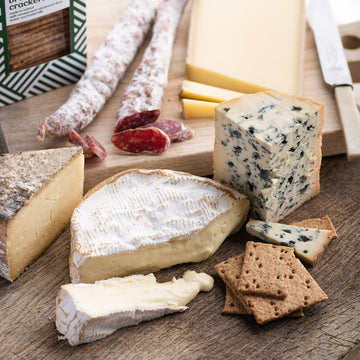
0,156,359,360
0,1,359,192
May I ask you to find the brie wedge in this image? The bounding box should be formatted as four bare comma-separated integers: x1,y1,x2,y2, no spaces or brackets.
55,270,214,345
70,169,249,283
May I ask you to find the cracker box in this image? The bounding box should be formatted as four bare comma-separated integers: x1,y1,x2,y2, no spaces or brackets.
0,0,87,106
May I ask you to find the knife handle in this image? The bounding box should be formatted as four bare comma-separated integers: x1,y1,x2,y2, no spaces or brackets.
334,85,360,161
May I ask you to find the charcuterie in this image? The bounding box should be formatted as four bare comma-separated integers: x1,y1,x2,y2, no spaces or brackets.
69,130,108,160
142,119,194,142
37,0,160,142
111,128,170,154
114,0,188,134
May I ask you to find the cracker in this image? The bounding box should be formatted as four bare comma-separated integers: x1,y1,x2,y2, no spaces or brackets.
241,256,328,324
222,286,250,315
238,241,294,298
291,215,337,239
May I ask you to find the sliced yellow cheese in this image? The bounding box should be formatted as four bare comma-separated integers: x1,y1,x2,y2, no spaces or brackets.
0,147,84,281
186,0,305,95
181,80,244,103
182,98,219,119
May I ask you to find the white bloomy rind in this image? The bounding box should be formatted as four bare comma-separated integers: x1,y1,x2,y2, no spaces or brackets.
55,270,214,346
70,169,249,283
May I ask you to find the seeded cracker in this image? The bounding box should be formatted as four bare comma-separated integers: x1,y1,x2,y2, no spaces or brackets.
238,241,294,298
290,215,338,239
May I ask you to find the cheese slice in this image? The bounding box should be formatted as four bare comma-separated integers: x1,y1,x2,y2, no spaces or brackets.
55,270,214,345
70,169,249,283
246,219,334,265
186,0,305,95
213,91,324,222
181,80,244,103
182,98,218,119
0,147,84,281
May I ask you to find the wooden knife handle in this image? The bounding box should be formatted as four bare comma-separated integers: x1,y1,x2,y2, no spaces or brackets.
334,85,360,161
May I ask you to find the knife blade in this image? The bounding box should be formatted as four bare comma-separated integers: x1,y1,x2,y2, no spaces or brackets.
309,0,360,161
0,123,9,154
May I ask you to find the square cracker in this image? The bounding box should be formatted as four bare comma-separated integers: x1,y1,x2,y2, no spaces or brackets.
231,255,328,324
290,215,337,239
222,285,304,318
237,241,294,298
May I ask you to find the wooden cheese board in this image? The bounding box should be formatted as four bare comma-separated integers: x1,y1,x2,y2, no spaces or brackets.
0,1,359,192
0,2,360,360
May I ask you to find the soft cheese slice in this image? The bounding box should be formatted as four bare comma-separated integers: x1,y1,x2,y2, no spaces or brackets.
182,98,218,119
181,80,244,103
0,147,84,281
186,0,305,95
55,270,214,345
214,91,324,222
246,220,333,265
70,169,249,283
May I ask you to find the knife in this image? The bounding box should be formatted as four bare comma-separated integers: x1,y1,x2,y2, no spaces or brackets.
308,0,360,161
0,123,9,154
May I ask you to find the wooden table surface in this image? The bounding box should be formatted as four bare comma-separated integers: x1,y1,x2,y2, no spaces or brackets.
0,155,359,360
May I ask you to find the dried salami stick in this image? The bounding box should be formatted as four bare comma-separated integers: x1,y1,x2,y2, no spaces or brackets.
113,0,188,134
37,0,160,142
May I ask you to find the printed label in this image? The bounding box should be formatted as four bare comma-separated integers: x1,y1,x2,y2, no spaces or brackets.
5,0,70,26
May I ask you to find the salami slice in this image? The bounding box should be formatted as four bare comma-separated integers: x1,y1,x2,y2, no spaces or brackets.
142,119,194,142
114,0,188,134
37,0,160,142
69,130,108,160
111,128,170,154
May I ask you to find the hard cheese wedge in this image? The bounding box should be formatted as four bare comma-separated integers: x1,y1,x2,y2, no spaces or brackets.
182,98,218,119
246,220,334,265
181,80,244,103
70,169,249,283
56,270,213,346
213,91,324,222
186,0,305,95
0,147,84,281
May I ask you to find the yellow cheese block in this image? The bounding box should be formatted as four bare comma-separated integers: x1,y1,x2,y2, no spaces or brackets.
186,0,305,95
0,147,84,281
182,98,219,119
181,80,244,103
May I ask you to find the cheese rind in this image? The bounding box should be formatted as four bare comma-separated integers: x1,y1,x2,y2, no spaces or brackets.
55,271,214,345
0,147,84,281
246,219,333,265
186,0,306,95
70,169,249,283
181,80,244,103
213,91,324,222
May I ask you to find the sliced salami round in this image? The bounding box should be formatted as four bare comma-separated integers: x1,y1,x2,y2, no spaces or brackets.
69,130,108,160
114,0,188,134
111,128,170,154
37,0,160,142
142,119,194,142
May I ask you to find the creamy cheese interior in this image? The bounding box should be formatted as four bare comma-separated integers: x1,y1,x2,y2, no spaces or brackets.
7,152,83,280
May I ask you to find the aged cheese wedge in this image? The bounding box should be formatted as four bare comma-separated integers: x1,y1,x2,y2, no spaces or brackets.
186,0,306,95
55,270,213,346
246,220,334,265
182,98,218,119
213,91,324,222
0,147,84,281
181,80,244,103
70,169,249,283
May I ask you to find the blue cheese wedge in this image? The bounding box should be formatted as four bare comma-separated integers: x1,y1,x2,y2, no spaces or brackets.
70,169,249,283
213,91,324,222
55,270,214,346
0,147,84,281
246,219,333,265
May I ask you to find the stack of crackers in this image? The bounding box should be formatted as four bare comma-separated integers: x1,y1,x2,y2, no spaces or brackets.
215,241,328,324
